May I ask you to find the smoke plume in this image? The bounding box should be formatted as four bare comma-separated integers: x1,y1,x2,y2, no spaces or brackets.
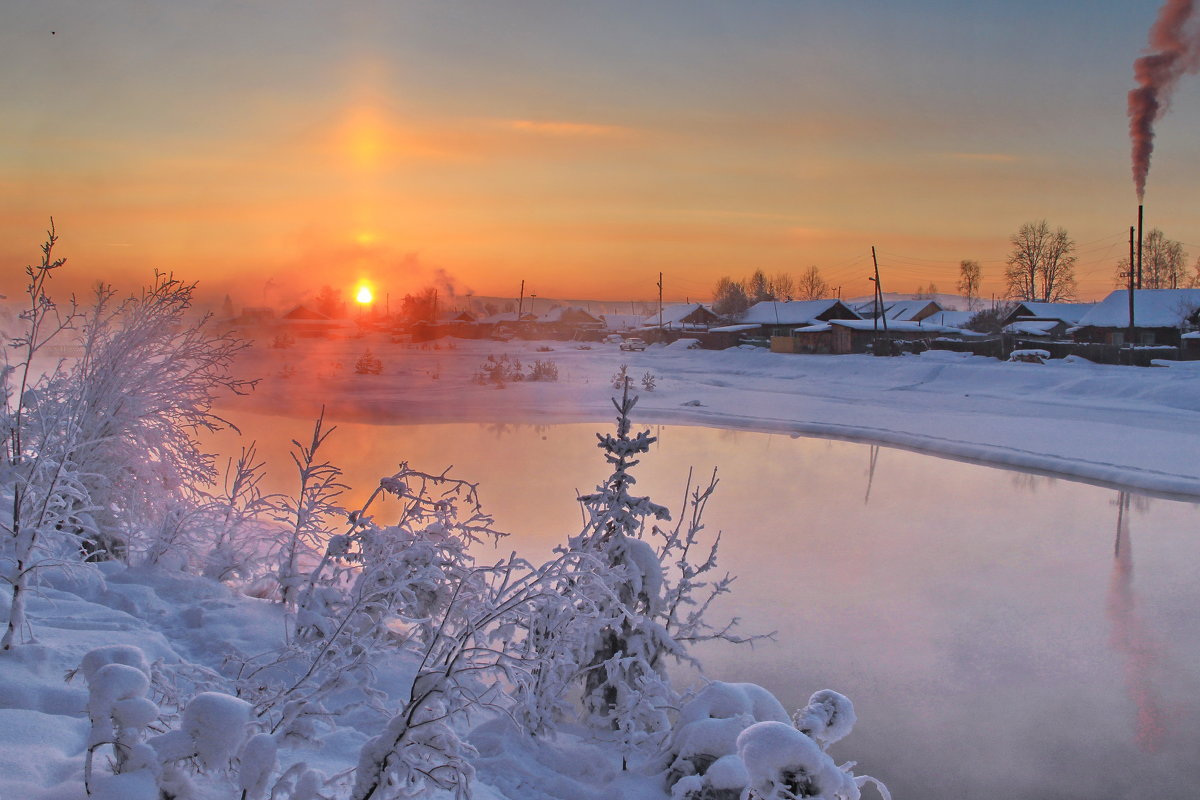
1128,0,1200,200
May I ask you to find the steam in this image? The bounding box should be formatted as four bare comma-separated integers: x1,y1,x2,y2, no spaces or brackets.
1128,0,1200,200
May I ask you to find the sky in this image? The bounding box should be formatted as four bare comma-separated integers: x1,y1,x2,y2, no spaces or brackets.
3,0,1199,307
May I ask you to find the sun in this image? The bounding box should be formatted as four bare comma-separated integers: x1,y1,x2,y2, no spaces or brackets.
355,285,374,304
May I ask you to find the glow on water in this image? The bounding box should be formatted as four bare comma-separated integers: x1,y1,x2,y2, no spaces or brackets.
209,412,1200,800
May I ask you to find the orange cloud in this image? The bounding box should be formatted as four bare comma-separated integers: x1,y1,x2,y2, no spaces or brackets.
498,119,636,138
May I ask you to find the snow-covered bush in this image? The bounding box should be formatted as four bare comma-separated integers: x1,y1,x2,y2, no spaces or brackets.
663,681,790,791
611,363,631,390
474,353,523,385
737,721,858,800
354,349,382,375
526,359,559,381
663,685,887,800
76,645,161,794
270,411,347,610
515,386,759,761
642,370,657,391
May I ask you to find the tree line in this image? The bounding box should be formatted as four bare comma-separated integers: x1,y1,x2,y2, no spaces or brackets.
711,220,1200,316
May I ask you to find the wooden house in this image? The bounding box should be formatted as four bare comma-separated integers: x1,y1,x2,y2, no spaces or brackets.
737,299,861,339
1070,289,1200,346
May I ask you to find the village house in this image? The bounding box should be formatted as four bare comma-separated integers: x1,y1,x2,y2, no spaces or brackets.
532,306,605,338
779,318,979,355
735,299,861,339
1001,301,1095,338
278,305,351,338
641,302,720,331
851,299,943,323
1070,289,1200,347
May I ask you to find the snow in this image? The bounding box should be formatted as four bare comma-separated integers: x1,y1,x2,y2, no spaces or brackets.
1003,320,1059,336
6,320,1200,799
236,335,1200,499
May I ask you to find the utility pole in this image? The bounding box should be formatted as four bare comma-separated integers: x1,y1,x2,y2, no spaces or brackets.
517,279,525,321
657,272,664,331
870,246,890,354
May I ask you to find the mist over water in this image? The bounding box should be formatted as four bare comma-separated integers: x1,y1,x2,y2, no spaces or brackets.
210,414,1200,800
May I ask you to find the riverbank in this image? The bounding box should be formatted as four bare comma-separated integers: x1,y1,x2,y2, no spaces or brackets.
232,335,1200,500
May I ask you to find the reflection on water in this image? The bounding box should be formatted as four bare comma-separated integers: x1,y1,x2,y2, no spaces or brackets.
207,412,1200,800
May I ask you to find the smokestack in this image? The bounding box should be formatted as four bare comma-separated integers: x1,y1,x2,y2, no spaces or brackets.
1137,204,1145,290
1128,1,1200,200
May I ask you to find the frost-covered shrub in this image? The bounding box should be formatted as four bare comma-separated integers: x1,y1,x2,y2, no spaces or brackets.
526,359,559,381
642,371,657,391
515,386,758,761
611,363,631,390
77,645,160,794
793,690,857,749
663,681,790,790
354,349,382,374
664,687,887,800
474,353,523,385
737,721,858,800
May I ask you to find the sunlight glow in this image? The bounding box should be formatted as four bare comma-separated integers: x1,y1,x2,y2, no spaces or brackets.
356,285,374,304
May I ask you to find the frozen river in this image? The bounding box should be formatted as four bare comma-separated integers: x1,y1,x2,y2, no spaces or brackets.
212,412,1200,799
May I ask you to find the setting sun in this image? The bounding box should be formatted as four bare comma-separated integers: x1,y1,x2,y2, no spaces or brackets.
355,284,374,304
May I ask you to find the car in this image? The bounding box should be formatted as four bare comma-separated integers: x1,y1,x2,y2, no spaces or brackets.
619,337,647,351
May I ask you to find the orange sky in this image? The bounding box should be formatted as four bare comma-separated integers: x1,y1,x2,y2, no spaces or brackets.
3,2,1199,307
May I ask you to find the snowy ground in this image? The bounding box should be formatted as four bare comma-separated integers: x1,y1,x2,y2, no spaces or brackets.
235,334,1200,500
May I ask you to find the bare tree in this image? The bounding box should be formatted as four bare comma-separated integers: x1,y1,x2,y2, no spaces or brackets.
794,266,830,301
958,260,982,311
768,272,795,301
1113,229,1188,289
1004,220,1077,302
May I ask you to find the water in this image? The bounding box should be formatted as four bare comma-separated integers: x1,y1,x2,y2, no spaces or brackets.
209,411,1200,799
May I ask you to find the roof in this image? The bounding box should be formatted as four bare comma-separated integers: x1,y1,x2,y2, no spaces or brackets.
825,319,967,334
1004,320,1061,336
709,323,763,333
282,305,331,321
924,310,976,328
539,306,602,324
1008,301,1095,325
739,299,857,325
1075,289,1200,328
642,302,717,327
599,313,644,330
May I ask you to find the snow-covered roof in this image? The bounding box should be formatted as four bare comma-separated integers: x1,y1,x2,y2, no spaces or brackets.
924,310,976,328
883,300,940,321
538,306,601,324
709,323,762,333
1004,320,1060,336
739,299,857,325
282,305,330,321
642,303,717,327
478,311,538,325
826,319,964,334
1011,302,1094,324
1075,289,1200,329
599,313,644,331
